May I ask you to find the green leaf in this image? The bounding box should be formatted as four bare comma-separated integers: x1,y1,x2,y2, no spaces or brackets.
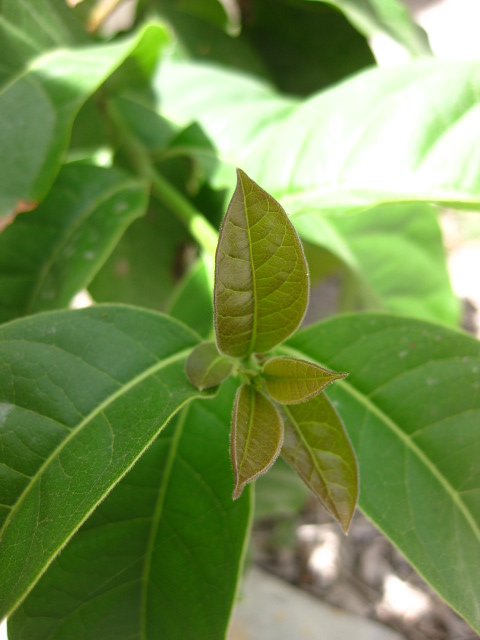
282,393,358,532
231,384,284,499
263,356,347,404
239,0,374,95
0,164,148,323
254,456,309,519
89,193,191,312
285,314,480,632
155,59,480,212
0,305,210,619
185,341,233,389
0,24,168,221
311,0,430,56
8,384,252,640
214,169,308,358
294,203,460,325
168,254,214,338
0,0,88,53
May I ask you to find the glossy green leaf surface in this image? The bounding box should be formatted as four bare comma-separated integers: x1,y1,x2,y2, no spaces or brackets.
0,305,209,619
214,169,308,358
8,384,252,640
186,341,233,389
313,0,430,55
285,314,480,632
282,393,358,532
264,356,347,404
0,164,148,323
0,24,167,220
231,384,284,499
155,59,480,212
294,203,459,324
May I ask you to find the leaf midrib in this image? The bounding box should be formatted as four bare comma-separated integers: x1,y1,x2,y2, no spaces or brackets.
0,346,194,539
280,344,480,545
139,405,190,638
24,179,143,313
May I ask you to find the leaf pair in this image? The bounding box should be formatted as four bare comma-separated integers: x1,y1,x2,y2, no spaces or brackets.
186,169,358,531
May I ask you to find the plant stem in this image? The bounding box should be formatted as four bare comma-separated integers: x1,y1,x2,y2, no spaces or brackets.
144,162,219,257
119,125,219,257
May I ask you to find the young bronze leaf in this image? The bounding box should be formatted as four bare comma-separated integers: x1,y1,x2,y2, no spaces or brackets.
231,384,284,499
185,341,233,390
282,393,358,532
214,169,308,358
263,356,347,404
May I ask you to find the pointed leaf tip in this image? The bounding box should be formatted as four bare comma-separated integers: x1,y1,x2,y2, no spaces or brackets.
185,342,233,390
231,384,284,499
282,394,358,532
263,356,347,404
214,169,309,358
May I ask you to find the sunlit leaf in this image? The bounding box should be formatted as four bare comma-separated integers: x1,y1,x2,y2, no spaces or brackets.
214,169,308,358
0,24,168,220
231,384,283,499
185,341,233,390
282,393,358,532
0,164,148,322
263,356,347,404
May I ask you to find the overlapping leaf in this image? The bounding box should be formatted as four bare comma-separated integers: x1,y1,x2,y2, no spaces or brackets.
8,384,251,640
231,384,283,499
155,59,480,211
0,305,210,619
214,169,308,358
0,24,168,221
186,341,233,389
264,356,347,404
313,0,430,55
282,393,358,532
284,314,480,632
294,203,459,325
0,164,148,322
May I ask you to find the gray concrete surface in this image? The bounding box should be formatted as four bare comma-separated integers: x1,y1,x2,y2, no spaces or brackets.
228,568,405,640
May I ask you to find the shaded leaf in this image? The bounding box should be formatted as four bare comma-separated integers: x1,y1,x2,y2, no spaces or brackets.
286,314,480,632
231,384,284,499
0,163,148,322
89,193,191,312
282,393,358,532
186,341,233,389
214,169,308,358
1,0,88,53
264,356,347,404
0,24,168,219
0,305,210,619
240,0,374,95
168,254,214,338
8,384,251,640
312,0,430,55
255,456,309,519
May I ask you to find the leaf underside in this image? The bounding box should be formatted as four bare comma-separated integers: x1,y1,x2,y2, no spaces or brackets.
231,384,284,498
286,313,480,632
282,393,358,532
185,341,233,389
264,356,347,404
